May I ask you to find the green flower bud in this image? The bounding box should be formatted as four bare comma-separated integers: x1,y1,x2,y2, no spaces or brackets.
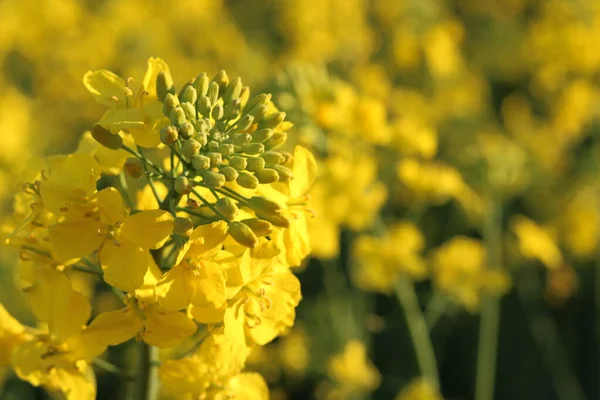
239,86,250,108
175,176,192,195
233,115,254,133
193,73,209,97
210,131,223,142
281,151,294,167
196,131,208,147
207,81,220,106
245,157,265,172
243,143,265,155
212,70,229,91
255,168,280,184
181,102,197,121
178,122,195,140
261,151,285,165
170,106,187,126
173,217,194,237
223,99,241,120
156,71,175,102
272,164,293,182
160,125,179,145
247,104,268,120
207,152,223,167
197,96,211,118
231,133,252,146
259,112,286,130
228,221,258,248
263,131,287,150
255,210,290,228
220,166,239,181
124,157,144,179
202,171,225,188
211,104,224,120
180,85,198,105
91,124,123,150
248,196,283,214
223,77,242,103
250,128,274,143
207,141,219,152
192,205,218,219
244,93,271,113
192,154,211,171
216,197,239,220
194,119,208,133
229,156,248,171
241,218,273,237
162,93,180,116
219,143,234,156
181,139,201,159
237,172,259,189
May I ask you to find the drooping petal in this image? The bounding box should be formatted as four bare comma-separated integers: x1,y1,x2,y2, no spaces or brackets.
83,69,126,107
100,240,150,293
49,218,104,262
120,209,173,250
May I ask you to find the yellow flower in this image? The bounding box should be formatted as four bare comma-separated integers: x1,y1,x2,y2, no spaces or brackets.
0,304,32,366
395,378,443,400
511,215,564,269
49,187,173,292
327,340,380,393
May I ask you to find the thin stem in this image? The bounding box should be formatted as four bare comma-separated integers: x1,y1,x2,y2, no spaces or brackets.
122,145,162,174
395,278,440,390
93,358,133,380
191,188,231,223
146,177,163,206
424,291,449,331
136,343,159,400
475,192,502,400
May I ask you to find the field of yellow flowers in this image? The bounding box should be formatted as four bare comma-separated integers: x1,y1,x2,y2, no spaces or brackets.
1,1,599,399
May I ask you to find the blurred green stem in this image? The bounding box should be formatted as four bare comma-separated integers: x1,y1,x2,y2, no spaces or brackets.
425,291,449,331
395,278,440,390
137,343,160,400
475,191,502,400
515,267,586,400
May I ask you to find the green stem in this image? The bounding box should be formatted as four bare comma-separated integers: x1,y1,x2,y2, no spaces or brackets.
136,343,159,400
424,291,449,331
475,192,502,400
395,278,440,390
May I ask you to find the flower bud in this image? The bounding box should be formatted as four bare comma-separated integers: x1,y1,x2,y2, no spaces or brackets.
255,210,290,228
241,218,273,237
207,152,222,167
248,196,283,214
272,165,293,182
193,73,209,97
91,124,123,150
263,131,287,150
207,81,220,106
197,96,211,117
229,156,248,171
202,171,225,188
174,176,192,195
181,102,197,121
237,172,259,189
212,70,229,91
178,122,195,140
231,133,252,146
228,221,258,248
156,71,175,102
220,166,239,181
239,86,250,108
194,119,208,133
259,112,286,130
181,139,201,159
250,128,274,143
192,155,211,171
174,217,194,237
196,131,208,147
180,85,198,105
255,168,280,184
124,157,144,179
261,151,285,165
160,125,179,145
245,157,265,172
223,99,241,120
219,143,234,156
162,93,180,116
233,115,254,133
223,77,242,103
281,151,294,167
207,141,219,152
211,104,224,120
247,104,268,120
170,106,187,126
244,93,270,113
243,143,265,155
216,197,239,220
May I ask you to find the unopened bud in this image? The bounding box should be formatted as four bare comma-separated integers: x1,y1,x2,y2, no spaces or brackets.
223,77,242,103
207,141,219,152
170,106,187,126
247,104,268,120
261,151,285,165
229,156,248,171
178,122,195,139
181,139,201,159
231,133,251,146
192,155,211,171
223,99,241,120
272,165,293,182
207,152,222,167
237,172,259,189
180,85,198,105
241,218,273,237
197,96,211,117
281,151,294,167
211,104,224,120
91,125,123,150
193,73,209,97
124,157,144,179
243,143,265,155
174,217,194,237
263,131,287,150
218,143,234,156
156,71,175,102
259,112,286,130
174,176,193,195
212,70,229,91
233,115,254,133
239,86,250,108
162,93,180,116
250,128,274,143
255,210,290,228
255,168,280,184
160,125,179,145
216,197,239,220
207,81,219,106
202,171,225,188
194,119,208,133
220,166,239,181
196,131,208,147
181,102,197,121
245,157,265,172
228,221,258,248
244,93,271,113
248,196,282,214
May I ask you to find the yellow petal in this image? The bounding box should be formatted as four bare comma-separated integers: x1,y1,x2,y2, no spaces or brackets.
98,108,145,131
144,306,196,348
139,57,171,102
226,373,269,400
185,221,228,260
100,240,150,293
189,303,226,324
83,69,126,107
188,261,227,309
78,308,141,359
12,340,49,386
290,145,317,198
94,187,127,225
120,209,173,250
0,304,30,365
49,218,104,262
54,365,97,400
156,264,191,311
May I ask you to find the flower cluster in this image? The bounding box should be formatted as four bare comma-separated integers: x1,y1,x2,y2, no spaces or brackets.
0,58,316,400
